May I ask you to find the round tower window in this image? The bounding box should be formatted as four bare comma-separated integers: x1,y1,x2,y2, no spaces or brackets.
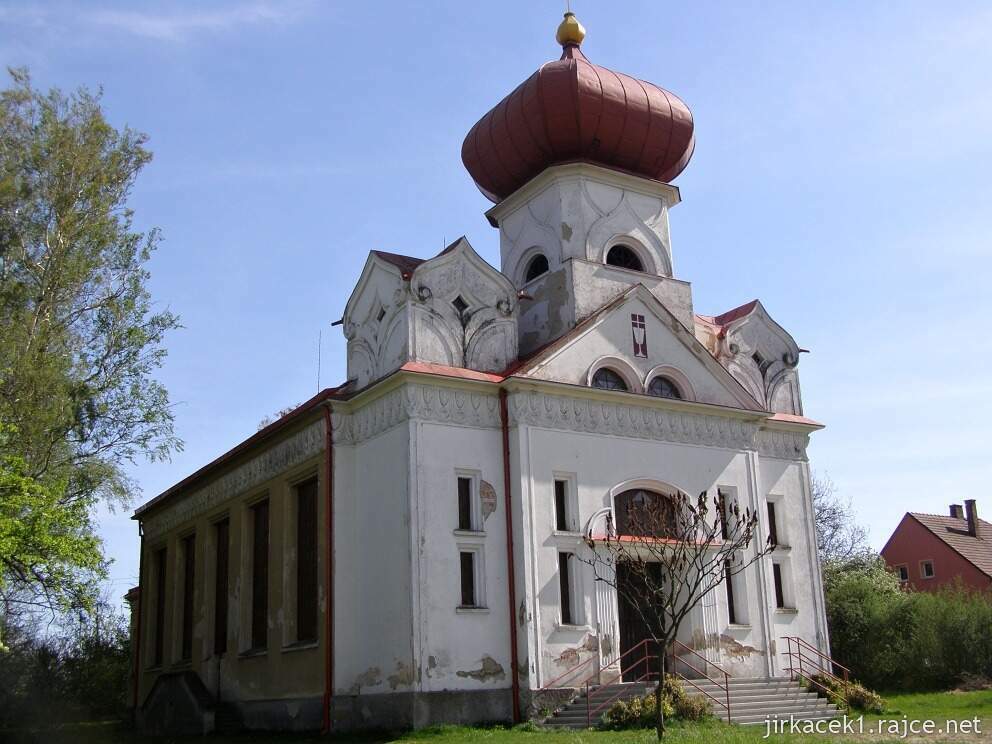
524,254,549,282
606,244,644,272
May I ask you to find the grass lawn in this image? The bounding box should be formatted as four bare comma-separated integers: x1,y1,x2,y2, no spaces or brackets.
10,690,991,744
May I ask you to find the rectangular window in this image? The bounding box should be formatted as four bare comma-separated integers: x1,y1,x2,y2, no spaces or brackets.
718,489,730,540
773,563,786,608
558,552,574,625
766,501,779,547
457,477,473,531
459,551,476,607
296,478,319,643
181,534,195,661
251,500,270,650
214,519,230,655
896,564,909,582
554,480,569,531
153,547,167,667
921,560,934,579
725,560,737,624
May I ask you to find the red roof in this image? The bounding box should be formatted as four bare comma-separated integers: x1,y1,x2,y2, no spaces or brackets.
462,37,694,202
907,512,992,578
371,250,425,277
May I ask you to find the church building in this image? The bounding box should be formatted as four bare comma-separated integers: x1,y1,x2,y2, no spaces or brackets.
129,12,829,734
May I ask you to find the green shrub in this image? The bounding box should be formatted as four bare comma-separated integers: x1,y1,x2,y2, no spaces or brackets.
602,675,709,729
825,559,992,691
809,674,885,714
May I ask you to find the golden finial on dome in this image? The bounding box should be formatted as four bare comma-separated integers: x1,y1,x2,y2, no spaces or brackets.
556,11,586,47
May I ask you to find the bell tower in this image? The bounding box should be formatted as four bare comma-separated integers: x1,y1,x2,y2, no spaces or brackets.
461,13,697,354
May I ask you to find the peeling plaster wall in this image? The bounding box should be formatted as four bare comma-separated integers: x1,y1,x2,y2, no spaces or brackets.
515,417,823,686
413,418,512,696
335,423,415,699
136,417,328,710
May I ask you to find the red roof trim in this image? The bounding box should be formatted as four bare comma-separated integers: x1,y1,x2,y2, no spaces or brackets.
399,361,504,384
133,385,346,520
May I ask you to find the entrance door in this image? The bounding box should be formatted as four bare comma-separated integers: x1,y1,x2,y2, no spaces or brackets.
616,562,662,682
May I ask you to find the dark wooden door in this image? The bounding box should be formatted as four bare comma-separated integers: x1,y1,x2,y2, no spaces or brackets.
616,562,662,681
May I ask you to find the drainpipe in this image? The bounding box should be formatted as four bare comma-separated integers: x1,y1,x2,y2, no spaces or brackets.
499,389,521,723
321,405,336,733
131,525,145,722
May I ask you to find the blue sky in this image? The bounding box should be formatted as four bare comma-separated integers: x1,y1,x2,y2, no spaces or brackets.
3,1,991,605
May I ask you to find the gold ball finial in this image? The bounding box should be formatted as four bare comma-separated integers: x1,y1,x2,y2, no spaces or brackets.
556,11,586,47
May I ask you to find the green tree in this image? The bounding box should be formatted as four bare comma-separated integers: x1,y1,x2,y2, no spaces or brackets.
0,68,180,630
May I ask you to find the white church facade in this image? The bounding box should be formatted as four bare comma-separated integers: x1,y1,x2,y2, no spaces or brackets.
129,12,828,734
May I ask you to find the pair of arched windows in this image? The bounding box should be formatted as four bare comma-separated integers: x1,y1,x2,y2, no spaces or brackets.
522,243,646,284
590,367,684,400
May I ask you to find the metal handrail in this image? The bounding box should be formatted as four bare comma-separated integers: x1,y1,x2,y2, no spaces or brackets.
670,639,731,716
537,652,597,691
784,635,850,679
585,640,657,724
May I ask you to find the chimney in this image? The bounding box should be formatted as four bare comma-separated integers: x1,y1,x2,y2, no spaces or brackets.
964,499,978,537
950,504,964,519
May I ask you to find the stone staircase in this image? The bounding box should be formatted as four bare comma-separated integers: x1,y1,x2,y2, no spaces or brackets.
684,676,840,726
543,676,839,729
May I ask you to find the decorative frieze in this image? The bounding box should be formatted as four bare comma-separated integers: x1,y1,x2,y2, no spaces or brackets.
143,420,324,538
507,389,760,451
756,429,810,461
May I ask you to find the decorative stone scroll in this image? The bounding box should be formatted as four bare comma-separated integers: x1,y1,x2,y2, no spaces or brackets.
756,429,810,461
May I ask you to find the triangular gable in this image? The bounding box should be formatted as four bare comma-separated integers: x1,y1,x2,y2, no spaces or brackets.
513,284,764,411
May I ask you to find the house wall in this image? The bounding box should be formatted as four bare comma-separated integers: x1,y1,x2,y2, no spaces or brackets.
881,516,992,592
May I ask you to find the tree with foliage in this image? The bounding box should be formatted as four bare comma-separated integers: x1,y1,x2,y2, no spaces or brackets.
580,489,770,738
811,473,870,565
0,68,180,633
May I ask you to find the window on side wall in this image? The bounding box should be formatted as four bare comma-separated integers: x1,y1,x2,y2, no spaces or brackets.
214,518,230,656
457,476,473,531
180,534,196,661
152,546,167,667
250,499,270,650
457,547,485,609
558,552,579,625
766,500,780,547
920,560,935,579
296,478,319,643
896,564,909,583
554,478,578,532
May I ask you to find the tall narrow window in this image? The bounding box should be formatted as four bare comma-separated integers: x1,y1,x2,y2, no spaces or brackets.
251,500,270,650
772,563,785,608
153,547,167,667
214,519,230,655
296,478,319,643
554,480,569,531
459,552,476,607
718,490,730,540
558,552,574,625
457,477,473,531
766,501,779,547
724,560,737,625
181,534,195,661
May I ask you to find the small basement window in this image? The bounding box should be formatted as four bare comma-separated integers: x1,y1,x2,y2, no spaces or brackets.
591,367,628,391
524,254,549,282
606,244,644,272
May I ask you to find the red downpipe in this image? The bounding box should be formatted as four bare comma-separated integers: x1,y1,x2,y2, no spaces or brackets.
499,389,521,723
321,405,335,733
131,528,145,718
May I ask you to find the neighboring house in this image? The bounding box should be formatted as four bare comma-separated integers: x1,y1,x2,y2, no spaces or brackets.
881,501,992,592
128,13,829,735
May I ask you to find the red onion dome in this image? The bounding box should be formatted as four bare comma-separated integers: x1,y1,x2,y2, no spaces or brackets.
462,12,695,203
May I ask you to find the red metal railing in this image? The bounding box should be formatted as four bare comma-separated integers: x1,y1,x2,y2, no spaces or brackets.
669,639,732,719
584,639,657,727
783,636,850,699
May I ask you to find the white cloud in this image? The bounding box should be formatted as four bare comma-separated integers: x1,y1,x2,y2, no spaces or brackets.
88,2,305,41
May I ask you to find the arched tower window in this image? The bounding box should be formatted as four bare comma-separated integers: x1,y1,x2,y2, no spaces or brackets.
614,489,678,538
591,367,628,392
606,244,644,272
647,376,683,400
524,254,549,282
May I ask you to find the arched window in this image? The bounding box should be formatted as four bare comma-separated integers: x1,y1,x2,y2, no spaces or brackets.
614,489,678,538
591,367,628,392
524,254,549,282
647,376,683,400
606,244,644,272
